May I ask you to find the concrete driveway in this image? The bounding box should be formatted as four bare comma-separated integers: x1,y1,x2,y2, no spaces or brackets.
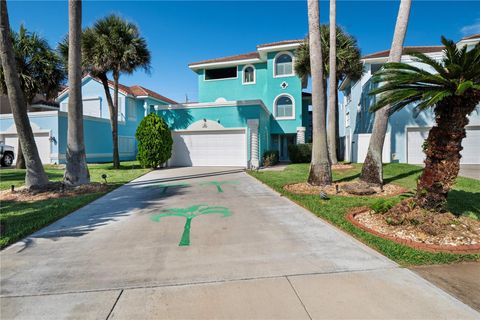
1,167,478,319
460,164,480,180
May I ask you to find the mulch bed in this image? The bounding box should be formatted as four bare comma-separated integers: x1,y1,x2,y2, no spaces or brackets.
0,182,109,202
284,181,408,197
347,202,480,253
331,163,354,170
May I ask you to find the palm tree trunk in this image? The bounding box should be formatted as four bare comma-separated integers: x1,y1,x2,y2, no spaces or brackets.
307,0,332,186
327,0,337,164
415,96,478,211
112,70,120,169
0,0,48,187
360,0,411,185
64,0,89,186
15,140,25,168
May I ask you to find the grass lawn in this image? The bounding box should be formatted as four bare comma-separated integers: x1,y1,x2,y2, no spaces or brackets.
249,163,480,266
0,161,150,248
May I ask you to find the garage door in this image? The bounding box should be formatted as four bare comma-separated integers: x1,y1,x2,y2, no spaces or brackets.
3,132,51,164
407,126,480,164
169,130,246,167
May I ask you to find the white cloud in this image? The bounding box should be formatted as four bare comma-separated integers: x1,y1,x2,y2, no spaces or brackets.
461,19,480,35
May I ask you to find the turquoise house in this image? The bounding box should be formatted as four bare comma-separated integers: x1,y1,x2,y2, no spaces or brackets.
0,75,176,164
157,40,311,168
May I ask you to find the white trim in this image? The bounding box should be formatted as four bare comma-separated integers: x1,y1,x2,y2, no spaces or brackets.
189,58,261,70
203,66,238,82
172,127,246,133
159,99,271,115
273,93,295,120
257,42,301,54
273,51,295,78
56,75,133,101
0,110,59,119
242,64,256,85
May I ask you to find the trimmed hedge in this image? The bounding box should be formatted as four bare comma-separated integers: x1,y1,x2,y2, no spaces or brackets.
288,143,312,163
135,113,173,169
263,150,279,167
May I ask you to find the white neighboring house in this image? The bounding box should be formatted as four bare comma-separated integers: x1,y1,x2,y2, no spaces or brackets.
339,33,480,165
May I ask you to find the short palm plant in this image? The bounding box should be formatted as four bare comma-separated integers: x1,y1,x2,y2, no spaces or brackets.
369,37,480,212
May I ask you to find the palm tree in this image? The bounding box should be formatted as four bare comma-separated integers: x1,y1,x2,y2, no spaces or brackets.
92,15,151,169
359,0,411,185
369,38,480,212
0,0,49,187
151,205,232,246
306,0,331,186
295,25,363,160
64,0,89,186
1,25,66,169
327,0,337,163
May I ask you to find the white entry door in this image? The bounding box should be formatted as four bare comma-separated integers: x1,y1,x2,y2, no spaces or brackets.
2,132,51,164
169,130,247,167
407,126,480,164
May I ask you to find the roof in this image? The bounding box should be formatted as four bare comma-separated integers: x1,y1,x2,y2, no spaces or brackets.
189,39,303,67
362,46,445,60
129,85,177,104
188,52,260,67
256,39,303,49
461,34,480,41
58,75,177,104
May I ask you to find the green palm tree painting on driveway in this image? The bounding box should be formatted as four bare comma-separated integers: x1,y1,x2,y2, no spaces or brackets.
153,182,190,194
200,180,239,193
151,205,232,246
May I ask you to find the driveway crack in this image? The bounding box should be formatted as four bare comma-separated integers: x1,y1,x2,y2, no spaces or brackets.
106,289,123,320
286,276,312,320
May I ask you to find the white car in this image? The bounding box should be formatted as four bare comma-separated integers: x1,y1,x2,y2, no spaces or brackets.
0,143,15,167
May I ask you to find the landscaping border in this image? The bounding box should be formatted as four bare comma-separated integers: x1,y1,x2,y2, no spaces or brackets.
346,207,480,254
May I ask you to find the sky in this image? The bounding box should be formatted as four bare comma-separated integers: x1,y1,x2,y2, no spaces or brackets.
7,1,480,103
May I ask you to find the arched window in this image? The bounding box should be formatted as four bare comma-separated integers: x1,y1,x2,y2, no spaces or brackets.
275,95,294,118
274,52,293,77
243,65,255,84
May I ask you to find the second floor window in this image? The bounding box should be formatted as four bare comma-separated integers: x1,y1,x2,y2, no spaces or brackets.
275,95,294,118
243,65,255,84
275,53,293,77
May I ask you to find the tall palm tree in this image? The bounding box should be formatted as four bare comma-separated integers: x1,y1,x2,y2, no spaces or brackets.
307,0,331,186
92,15,151,169
1,25,66,169
360,0,411,185
64,0,89,186
0,0,49,187
327,0,337,163
369,38,480,212
295,25,363,159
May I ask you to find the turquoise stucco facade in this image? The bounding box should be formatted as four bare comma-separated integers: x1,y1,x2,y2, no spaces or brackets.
172,41,311,164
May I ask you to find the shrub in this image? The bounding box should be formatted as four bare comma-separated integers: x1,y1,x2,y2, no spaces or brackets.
370,198,398,214
135,113,173,169
288,143,312,163
263,150,279,167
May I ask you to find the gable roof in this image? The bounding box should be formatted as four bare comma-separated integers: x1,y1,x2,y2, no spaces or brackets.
189,39,303,69
362,46,444,60
461,34,480,41
188,52,260,67
57,75,177,104
256,39,303,49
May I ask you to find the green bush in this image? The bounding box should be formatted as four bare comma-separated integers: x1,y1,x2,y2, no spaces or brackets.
288,143,312,163
263,150,279,167
135,113,173,169
370,198,398,214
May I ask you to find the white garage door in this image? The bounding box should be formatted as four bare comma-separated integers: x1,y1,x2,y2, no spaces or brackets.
407,126,480,164
3,132,51,164
169,130,246,167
